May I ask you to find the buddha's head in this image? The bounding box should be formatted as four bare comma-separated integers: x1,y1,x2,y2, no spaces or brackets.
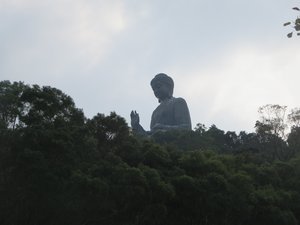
150,73,174,102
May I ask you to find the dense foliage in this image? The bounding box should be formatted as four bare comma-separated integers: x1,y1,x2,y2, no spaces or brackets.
1,81,300,225
284,7,300,38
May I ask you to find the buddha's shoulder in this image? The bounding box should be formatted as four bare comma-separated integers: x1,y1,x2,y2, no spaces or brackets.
173,97,187,104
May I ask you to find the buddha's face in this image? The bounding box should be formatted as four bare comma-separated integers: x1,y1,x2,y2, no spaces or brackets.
151,81,172,101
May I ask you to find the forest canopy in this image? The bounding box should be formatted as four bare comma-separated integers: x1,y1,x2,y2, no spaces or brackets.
1,80,300,225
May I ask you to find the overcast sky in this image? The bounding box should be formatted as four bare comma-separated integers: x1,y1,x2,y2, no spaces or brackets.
1,0,300,133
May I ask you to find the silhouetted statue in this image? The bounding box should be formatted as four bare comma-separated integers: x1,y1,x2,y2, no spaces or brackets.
131,73,192,136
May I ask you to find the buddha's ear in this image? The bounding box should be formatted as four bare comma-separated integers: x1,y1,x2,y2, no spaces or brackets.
168,88,173,97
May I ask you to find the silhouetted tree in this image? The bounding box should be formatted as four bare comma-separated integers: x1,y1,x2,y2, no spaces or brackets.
1,81,300,225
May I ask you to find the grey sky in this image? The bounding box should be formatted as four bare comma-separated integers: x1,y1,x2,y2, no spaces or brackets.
1,0,300,132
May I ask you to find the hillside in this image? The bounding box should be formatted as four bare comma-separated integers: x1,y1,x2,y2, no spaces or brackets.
1,81,300,225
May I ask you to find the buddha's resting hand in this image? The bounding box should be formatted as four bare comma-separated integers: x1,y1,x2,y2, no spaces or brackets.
152,123,166,131
130,110,140,129
152,122,190,132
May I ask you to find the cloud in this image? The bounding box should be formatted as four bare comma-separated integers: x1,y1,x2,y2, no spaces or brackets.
0,0,129,81
1,0,299,133
172,41,300,132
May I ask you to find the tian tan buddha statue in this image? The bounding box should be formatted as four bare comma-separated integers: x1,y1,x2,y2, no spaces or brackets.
130,73,191,136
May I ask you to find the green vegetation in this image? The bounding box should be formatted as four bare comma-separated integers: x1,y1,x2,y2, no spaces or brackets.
284,7,300,38
1,80,300,225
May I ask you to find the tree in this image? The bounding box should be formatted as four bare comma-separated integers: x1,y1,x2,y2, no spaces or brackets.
86,112,130,151
0,82,88,225
256,104,288,139
284,7,300,38
0,81,27,129
255,105,290,160
19,85,83,128
288,108,300,128
287,108,300,157
2,80,300,225
287,127,300,156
